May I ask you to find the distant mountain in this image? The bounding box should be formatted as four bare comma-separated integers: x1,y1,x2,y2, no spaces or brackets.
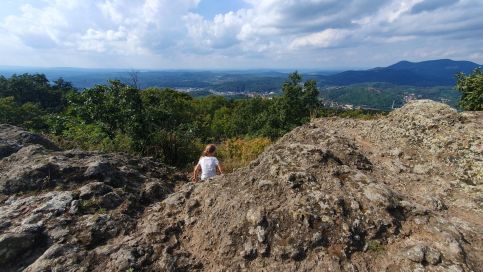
322,59,481,86
0,59,480,90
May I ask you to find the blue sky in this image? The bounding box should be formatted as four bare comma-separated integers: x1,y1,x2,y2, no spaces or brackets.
0,0,482,69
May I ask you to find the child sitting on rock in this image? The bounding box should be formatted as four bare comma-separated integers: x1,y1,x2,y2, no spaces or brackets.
192,144,223,182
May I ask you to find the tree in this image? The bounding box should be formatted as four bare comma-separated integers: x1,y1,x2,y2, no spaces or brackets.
277,71,320,131
0,74,73,112
140,87,200,165
67,80,143,140
128,69,140,89
456,68,483,111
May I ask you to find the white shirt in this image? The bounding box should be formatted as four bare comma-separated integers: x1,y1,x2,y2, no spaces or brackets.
198,156,219,180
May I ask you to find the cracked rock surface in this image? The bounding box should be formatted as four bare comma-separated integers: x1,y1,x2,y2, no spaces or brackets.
0,100,482,271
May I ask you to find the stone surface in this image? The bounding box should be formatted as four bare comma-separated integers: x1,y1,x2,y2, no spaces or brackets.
405,245,426,263
426,247,442,265
0,100,482,271
79,182,113,199
0,232,37,265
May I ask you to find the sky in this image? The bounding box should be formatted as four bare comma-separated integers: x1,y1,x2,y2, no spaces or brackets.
0,0,482,69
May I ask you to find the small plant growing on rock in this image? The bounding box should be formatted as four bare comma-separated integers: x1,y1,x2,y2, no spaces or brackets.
97,207,107,214
366,240,385,253
79,198,102,214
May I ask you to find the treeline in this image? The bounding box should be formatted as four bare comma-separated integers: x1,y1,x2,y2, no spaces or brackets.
0,72,325,168
0,74,75,129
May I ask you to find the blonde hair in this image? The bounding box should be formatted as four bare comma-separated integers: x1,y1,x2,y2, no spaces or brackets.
202,144,217,156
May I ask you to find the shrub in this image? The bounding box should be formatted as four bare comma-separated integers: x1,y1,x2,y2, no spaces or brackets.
217,137,272,172
456,68,483,111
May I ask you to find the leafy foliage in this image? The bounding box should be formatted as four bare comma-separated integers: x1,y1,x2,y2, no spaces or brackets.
0,97,46,130
456,68,483,111
0,74,74,111
0,71,383,170
279,72,319,128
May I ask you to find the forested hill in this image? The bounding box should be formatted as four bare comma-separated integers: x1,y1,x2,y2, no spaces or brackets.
321,59,481,86
0,59,480,91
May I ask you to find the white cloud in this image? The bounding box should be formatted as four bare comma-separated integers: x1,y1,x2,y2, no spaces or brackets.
290,28,350,49
2,0,200,54
0,0,482,68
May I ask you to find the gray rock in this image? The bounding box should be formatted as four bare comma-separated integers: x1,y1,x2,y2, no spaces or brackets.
17,222,43,234
447,264,464,272
79,182,113,199
285,245,305,261
286,172,315,189
101,192,123,209
405,245,426,263
49,226,70,241
255,226,266,243
413,164,429,175
163,192,186,206
187,199,200,213
21,213,43,225
363,183,396,207
241,241,257,260
389,148,403,157
25,244,87,272
258,179,274,189
106,247,137,271
426,247,442,265
0,232,37,265
84,160,114,178
0,220,11,230
311,232,326,247
427,197,447,211
246,208,264,226
33,191,73,215
69,200,80,214
0,141,20,159
141,181,166,202
0,124,59,151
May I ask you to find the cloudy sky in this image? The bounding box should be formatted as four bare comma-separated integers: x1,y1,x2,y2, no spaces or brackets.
0,0,482,69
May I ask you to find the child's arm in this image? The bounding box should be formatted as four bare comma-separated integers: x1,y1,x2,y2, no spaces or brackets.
217,164,223,175
192,164,201,182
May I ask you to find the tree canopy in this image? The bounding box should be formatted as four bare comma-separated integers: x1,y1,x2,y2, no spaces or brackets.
0,71,371,169
456,68,483,111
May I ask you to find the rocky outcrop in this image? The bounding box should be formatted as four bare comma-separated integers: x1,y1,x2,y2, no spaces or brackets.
0,100,481,271
0,125,185,271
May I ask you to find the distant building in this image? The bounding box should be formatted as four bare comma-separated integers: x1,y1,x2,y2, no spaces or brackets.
403,93,417,103
342,104,354,110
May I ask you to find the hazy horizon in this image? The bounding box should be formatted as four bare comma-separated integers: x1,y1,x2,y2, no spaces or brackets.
0,64,357,72
0,59,480,74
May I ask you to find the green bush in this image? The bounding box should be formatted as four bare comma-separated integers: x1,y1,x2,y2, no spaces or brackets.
0,96,47,130
218,137,272,172
1,72,386,170
456,68,483,111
